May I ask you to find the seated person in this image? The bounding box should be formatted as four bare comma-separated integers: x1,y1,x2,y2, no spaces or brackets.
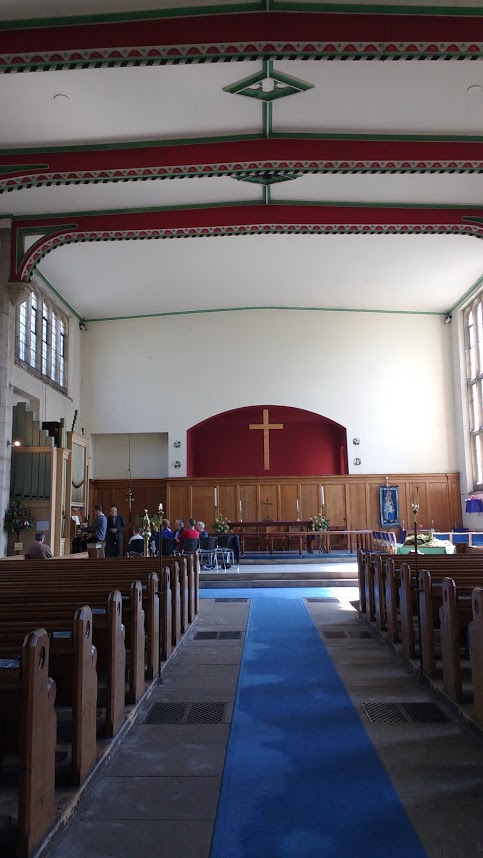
177,518,200,552
129,528,145,554
26,530,53,559
195,520,209,539
152,518,174,555
161,519,174,539
173,518,184,541
72,504,107,553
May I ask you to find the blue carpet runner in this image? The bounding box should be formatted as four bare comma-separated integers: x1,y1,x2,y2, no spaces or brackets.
205,588,426,858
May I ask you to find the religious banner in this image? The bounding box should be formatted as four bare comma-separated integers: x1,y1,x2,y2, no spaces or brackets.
379,485,400,527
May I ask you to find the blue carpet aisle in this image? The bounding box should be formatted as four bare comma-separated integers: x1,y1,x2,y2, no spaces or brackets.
205,589,427,858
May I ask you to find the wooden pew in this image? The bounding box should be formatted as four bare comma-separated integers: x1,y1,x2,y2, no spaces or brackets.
470,588,483,726
0,591,125,745
0,628,56,857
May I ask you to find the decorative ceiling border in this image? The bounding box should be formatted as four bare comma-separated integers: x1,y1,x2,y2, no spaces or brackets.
11,204,483,282
4,139,483,193
2,12,483,72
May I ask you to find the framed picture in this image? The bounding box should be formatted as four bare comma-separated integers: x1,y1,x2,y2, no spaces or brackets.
379,485,400,527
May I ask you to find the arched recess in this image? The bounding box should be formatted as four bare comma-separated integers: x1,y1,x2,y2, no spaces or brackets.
187,405,348,478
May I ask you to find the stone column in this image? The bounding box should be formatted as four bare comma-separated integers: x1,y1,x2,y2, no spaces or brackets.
0,222,30,555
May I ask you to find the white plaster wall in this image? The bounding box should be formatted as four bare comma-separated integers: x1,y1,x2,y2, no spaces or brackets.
80,309,456,477
90,433,168,479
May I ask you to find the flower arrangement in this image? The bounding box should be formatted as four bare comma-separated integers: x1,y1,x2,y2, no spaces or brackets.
4,500,34,538
212,513,232,533
308,513,330,532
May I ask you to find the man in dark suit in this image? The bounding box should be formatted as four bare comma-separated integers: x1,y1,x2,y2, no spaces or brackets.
106,505,125,557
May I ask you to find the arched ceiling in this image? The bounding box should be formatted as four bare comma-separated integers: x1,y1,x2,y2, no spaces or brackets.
3,1,483,322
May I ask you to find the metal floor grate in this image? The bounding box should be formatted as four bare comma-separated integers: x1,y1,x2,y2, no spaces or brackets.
322,629,372,640
361,701,450,724
214,598,249,603
194,630,242,640
143,701,227,725
306,597,340,603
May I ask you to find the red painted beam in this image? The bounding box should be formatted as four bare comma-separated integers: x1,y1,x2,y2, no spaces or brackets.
12,203,483,282
3,138,483,191
1,12,483,70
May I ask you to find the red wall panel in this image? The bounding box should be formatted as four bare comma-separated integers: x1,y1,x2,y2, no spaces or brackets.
188,405,348,478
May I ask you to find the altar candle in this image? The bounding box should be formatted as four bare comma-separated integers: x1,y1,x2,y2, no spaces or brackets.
239,499,242,513
214,488,218,507
296,499,300,512
320,485,325,507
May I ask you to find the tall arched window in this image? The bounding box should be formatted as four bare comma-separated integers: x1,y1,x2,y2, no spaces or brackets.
15,283,68,394
465,296,483,488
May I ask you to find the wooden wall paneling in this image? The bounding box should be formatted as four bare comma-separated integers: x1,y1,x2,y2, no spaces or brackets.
326,483,347,527
166,484,190,524
192,484,218,527
219,483,236,524
407,481,429,529
279,483,299,521
448,476,463,529
260,484,278,521
300,483,319,520
347,483,367,531
239,484,258,522
427,480,452,531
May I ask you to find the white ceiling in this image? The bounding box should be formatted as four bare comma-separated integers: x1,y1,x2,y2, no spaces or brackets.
274,61,483,136
3,6,483,320
0,176,260,216
37,234,483,319
0,63,262,147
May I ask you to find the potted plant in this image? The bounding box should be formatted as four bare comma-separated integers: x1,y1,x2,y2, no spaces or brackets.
4,500,34,543
212,513,232,533
308,513,330,532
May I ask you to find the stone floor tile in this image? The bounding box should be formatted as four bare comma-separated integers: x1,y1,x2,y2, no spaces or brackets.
106,739,227,777
83,775,221,820
128,722,232,742
47,819,215,858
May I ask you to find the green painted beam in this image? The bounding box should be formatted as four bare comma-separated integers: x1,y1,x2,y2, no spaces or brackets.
84,305,447,323
0,2,265,30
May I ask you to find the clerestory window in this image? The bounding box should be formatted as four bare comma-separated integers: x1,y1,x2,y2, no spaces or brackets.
15,283,68,394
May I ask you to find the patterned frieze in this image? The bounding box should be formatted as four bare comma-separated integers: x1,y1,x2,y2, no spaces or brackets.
10,204,483,282
2,12,483,72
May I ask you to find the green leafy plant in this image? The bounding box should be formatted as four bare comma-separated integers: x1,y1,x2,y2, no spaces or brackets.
4,500,34,539
308,514,330,532
212,513,232,533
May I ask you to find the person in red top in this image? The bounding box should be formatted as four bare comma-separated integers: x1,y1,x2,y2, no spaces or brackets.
177,518,200,552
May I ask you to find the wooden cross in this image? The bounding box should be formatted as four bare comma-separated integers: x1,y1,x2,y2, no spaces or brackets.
262,497,273,520
125,485,135,511
249,408,284,471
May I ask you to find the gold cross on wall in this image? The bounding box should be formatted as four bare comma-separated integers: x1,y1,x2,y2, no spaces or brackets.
249,408,284,471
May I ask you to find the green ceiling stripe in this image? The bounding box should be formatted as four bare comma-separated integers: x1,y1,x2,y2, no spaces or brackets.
0,2,264,30
270,132,483,144
0,134,264,157
448,274,483,316
13,199,261,221
84,305,445,323
0,1,481,29
272,2,483,15
34,270,83,321
12,198,483,222
4,131,483,157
